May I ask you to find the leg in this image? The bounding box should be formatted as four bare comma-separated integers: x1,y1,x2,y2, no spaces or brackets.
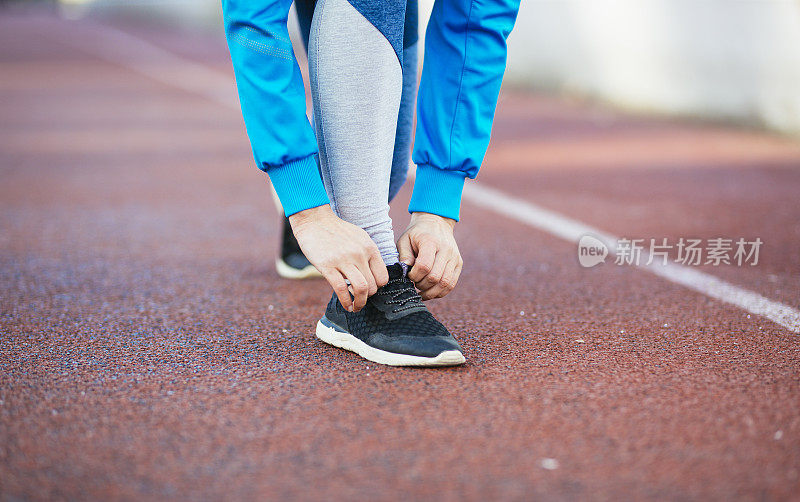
276,0,412,277
309,0,404,265
308,0,464,368
299,0,416,204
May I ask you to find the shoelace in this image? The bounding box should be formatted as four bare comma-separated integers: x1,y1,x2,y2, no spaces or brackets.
376,278,423,313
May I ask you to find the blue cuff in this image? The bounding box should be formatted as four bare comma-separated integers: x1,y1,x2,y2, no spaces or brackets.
408,164,467,221
267,155,330,217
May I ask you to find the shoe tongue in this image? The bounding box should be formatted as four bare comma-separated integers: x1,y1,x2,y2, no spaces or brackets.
373,263,427,318
386,262,407,280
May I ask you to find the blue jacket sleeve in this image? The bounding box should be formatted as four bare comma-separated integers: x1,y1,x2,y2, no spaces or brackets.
409,0,520,221
222,0,330,216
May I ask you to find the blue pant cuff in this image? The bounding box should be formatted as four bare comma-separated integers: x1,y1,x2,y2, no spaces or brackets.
267,155,330,217
408,164,466,221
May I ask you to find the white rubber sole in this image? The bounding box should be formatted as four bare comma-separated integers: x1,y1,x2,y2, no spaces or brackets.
315,320,466,367
275,258,323,279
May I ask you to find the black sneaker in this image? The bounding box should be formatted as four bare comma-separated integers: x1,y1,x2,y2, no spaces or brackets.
315,263,466,366
276,214,322,279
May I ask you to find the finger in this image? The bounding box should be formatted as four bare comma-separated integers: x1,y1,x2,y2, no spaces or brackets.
368,249,389,288
397,233,415,266
341,265,369,312
419,279,441,300
417,249,448,291
408,240,436,283
436,258,460,298
323,268,352,311
356,254,378,298
452,257,463,290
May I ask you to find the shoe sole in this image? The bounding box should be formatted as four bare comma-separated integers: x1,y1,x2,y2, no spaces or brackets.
275,258,323,279
315,318,466,367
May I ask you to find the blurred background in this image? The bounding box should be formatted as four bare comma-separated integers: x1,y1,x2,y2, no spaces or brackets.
41,0,800,136
3,1,800,499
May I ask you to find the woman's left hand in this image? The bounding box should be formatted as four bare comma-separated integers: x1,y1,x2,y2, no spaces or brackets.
396,212,463,300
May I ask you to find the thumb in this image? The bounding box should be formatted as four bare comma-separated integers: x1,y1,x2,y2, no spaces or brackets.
397,233,415,266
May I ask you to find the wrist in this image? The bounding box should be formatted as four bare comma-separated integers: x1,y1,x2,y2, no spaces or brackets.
289,204,335,230
410,211,456,230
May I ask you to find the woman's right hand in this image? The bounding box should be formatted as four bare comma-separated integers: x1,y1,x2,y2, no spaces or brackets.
289,205,389,312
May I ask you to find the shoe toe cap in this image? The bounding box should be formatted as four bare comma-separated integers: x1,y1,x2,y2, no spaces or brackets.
367,333,462,358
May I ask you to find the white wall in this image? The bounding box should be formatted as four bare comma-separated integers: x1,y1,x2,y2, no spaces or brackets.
68,0,800,135
500,0,800,135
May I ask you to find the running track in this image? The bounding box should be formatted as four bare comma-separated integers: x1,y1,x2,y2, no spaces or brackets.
2,10,799,500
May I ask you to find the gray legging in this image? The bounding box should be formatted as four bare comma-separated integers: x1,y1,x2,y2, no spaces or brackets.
296,0,417,203
308,0,416,265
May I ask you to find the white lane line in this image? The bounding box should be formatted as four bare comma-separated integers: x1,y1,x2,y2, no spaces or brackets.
77,22,800,334
464,183,800,333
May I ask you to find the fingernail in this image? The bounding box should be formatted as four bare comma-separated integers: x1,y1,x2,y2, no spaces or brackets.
348,305,354,312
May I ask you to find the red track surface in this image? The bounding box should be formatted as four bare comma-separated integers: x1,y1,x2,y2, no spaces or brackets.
2,10,799,501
